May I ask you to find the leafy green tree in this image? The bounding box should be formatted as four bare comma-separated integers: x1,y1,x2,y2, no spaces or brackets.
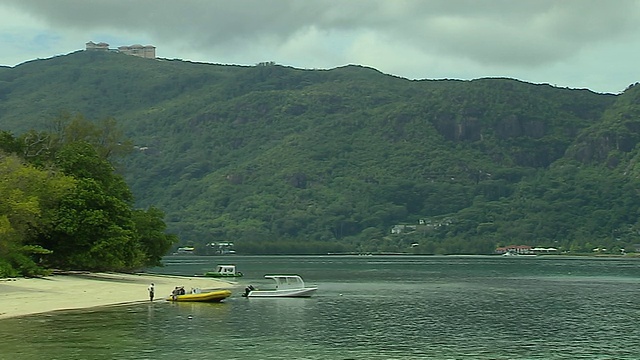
0,131,22,155
53,113,134,160
0,154,74,276
132,207,177,266
39,142,144,270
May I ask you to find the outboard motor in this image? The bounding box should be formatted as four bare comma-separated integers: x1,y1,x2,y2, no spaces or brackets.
243,284,255,297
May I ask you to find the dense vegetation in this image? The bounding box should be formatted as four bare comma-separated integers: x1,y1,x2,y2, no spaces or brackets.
0,115,175,276
2,50,640,257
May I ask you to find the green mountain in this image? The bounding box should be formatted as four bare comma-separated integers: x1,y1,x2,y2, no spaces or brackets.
2,50,639,255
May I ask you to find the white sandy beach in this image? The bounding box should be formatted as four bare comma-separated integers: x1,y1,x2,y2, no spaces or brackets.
0,272,238,320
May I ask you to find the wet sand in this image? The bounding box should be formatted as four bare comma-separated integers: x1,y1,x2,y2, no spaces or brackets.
0,272,237,319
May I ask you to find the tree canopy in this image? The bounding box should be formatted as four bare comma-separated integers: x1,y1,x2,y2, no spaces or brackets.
0,115,175,277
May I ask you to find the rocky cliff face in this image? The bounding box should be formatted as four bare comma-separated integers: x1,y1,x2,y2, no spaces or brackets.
568,85,640,166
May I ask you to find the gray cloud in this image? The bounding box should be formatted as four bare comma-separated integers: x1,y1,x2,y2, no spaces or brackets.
7,1,639,64
3,0,640,92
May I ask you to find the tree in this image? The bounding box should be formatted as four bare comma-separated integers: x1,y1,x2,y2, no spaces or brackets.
132,207,177,266
0,131,22,155
0,153,74,276
38,142,143,270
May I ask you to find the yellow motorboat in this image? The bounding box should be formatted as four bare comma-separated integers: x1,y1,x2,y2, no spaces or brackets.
166,289,232,302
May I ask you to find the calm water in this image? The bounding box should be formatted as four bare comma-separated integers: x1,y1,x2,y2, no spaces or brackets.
1,255,640,359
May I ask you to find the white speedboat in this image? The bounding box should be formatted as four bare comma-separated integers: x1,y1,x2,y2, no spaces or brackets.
243,275,318,298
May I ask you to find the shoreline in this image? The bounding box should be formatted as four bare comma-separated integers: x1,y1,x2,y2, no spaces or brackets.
0,272,239,320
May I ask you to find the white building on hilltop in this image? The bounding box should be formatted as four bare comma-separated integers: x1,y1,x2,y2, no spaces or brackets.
85,41,156,59
85,41,110,51
117,44,156,59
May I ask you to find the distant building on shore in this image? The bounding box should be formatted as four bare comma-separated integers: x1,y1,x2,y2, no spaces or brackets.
85,41,156,59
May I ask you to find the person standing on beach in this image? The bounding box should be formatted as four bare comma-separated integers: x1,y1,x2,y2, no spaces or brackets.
148,283,155,301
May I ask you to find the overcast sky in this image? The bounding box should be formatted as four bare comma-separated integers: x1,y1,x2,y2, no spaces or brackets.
2,0,640,94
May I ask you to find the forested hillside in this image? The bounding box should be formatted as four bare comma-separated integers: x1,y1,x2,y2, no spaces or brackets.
2,50,639,255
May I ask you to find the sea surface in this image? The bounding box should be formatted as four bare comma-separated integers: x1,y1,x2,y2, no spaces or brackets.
1,255,640,359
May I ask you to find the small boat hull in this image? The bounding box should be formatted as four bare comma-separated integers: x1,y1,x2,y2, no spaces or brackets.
244,275,318,298
203,272,243,278
166,290,232,302
247,287,318,298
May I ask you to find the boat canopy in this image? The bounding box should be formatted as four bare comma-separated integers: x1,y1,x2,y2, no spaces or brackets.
264,275,306,290
215,265,238,274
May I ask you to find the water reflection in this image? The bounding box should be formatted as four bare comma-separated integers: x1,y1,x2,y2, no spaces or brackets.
2,256,640,359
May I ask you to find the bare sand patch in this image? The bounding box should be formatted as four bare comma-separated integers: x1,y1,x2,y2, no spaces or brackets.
0,272,238,319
